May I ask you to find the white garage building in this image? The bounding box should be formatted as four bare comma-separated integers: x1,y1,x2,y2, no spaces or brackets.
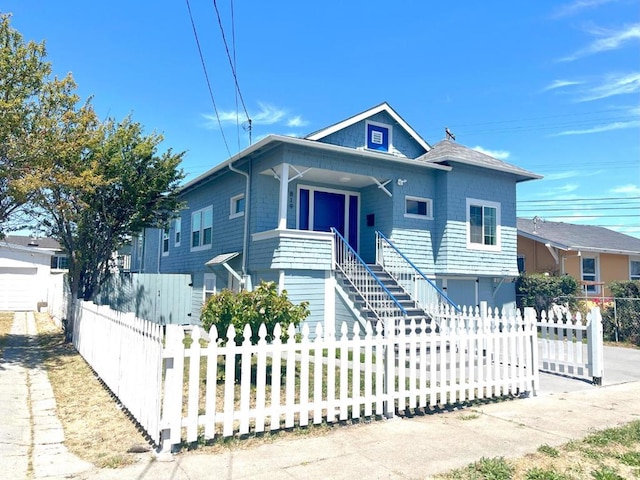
0,240,55,311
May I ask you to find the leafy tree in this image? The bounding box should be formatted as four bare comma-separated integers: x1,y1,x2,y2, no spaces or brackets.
0,15,185,340
0,14,53,235
200,281,310,344
516,273,580,314
28,116,184,340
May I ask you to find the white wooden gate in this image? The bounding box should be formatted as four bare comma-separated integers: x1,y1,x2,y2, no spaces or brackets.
537,307,604,384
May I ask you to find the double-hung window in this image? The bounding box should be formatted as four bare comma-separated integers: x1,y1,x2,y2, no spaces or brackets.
191,206,213,250
581,256,599,293
467,198,500,251
174,217,181,247
162,228,169,256
229,193,245,219
631,258,640,281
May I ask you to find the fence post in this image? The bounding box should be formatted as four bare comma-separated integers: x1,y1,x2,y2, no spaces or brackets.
524,307,539,394
159,324,185,452
383,317,395,419
588,307,604,385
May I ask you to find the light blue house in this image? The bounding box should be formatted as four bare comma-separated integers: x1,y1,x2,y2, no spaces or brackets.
132,103,541,331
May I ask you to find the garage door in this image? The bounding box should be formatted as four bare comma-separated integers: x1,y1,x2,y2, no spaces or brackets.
0,267,39,311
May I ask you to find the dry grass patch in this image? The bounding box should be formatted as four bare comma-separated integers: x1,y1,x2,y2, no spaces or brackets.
0,311,14,356
34,313,152,469
437,421,640,479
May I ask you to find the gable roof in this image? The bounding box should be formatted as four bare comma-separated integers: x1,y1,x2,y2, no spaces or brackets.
518,218,640,255
418,139,542,182
3,235,62,251
305,102,432,153
0,241,56,257
180,133,451,194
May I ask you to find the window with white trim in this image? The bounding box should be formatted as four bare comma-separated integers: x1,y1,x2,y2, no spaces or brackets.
191,206,213,250
174,217,181,247
229,193,245,219
581,256,599,293
467,198,500,250
404,196,432,219
162,228,169,256
203,273,216,303
365,121,391,152
631,258,640,281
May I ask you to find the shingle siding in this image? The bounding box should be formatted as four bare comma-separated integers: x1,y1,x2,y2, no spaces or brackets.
318,111,426,159
434,164,519,276
282,270,326,335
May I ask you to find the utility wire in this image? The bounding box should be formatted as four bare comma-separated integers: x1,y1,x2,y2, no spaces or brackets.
519,196,640,203
185,0,231,157
212,0,252,145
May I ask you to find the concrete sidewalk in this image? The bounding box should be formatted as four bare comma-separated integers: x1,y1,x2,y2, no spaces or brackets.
0,312,93,480
2,311,640,480
77,380,640,480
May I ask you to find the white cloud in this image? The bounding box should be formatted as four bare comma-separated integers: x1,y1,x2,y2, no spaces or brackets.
472,146,510,160
552,119,640,136
578,72,640,101
611,184,640,195
554,183,580,194
543,171,581,180
543,79,584,91
560,23,640,61
202,102,308,130
287,115,309,128
552,0,619,18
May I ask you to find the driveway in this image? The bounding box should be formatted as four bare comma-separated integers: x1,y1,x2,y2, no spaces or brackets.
538,344,640,395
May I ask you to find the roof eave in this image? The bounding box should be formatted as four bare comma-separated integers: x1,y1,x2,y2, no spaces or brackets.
181,134,452,193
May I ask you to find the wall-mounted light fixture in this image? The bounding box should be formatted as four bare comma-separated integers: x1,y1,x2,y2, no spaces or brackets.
397,178,407,186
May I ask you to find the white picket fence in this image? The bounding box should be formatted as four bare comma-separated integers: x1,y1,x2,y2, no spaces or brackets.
70,302,611,452
537,307,604,384
72,301,164,444
158,305,539,451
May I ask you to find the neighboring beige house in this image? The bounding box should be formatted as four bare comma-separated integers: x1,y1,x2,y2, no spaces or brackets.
517,218,640,299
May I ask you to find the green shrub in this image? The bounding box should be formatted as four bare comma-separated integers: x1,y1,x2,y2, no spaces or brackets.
200,281,309,344
601,281,640,345
516,273,580,314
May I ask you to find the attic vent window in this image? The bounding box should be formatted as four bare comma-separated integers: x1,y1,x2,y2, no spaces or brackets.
366,121,391,152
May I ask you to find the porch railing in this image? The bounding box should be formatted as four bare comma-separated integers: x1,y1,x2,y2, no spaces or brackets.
375,231,460,312
332,228,407,332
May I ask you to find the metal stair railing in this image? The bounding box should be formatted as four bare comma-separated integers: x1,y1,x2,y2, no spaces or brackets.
375,231,460,313
332,228,407,333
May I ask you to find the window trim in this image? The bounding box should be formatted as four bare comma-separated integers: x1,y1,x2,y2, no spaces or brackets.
203,273,216,303
191,206,213,252
581,254,600,294
174,217,181,247
365,120,392,153
229,193,245,219
630,257,640,281
162,227,170,256
404,195,433,220
466,198,501,251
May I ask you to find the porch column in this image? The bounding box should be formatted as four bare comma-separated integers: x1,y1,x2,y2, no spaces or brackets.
278,163,290,230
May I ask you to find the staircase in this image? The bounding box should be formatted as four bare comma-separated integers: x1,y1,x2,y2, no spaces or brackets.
332,229,442,335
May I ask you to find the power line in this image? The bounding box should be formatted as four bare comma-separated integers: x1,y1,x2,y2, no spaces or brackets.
519,196,640,203
211,0,251,145
185,0,231,157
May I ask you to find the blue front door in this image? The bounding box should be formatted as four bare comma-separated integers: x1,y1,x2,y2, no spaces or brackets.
314,191,345,235
299,187,358,251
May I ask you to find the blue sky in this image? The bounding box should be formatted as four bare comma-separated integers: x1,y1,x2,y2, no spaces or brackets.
4,0,640,237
